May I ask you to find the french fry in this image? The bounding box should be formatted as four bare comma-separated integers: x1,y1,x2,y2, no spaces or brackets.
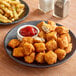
0,9,4,14
0,4,13,17
12,5,18,20
18,9,24,17
0,13,12,23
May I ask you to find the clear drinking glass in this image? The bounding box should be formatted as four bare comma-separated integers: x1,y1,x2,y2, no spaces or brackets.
39,0,54,13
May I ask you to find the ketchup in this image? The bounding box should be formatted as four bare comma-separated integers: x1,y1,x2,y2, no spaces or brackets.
19,26,38,36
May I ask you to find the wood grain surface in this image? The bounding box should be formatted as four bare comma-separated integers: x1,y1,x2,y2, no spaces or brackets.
0,0,76,76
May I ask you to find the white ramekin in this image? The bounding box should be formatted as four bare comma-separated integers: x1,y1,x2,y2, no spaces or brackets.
17,25,40,41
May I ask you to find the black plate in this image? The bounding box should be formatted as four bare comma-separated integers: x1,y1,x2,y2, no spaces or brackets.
0,0,29,25
4,21,76,68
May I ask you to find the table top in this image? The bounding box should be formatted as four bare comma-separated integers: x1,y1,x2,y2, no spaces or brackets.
0,0,76,76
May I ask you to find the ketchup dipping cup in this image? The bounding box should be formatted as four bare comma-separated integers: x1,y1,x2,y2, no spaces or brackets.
17,25,40,41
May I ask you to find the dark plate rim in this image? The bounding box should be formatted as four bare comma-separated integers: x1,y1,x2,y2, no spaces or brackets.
0,0,29,25
4,20,76,68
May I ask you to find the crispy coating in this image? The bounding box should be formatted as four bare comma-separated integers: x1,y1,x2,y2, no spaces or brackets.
24,52,35,63
44,51,57,64
37,21,46,31
48,20,57,31
35,52,45,63
55,48,66,60
13,47,24,57
23,43,35,56
55,26,69,35
46,40,57,51
22,37,33,44
34,43,46,52
57,36,68,49
42,23,53,33
60,33,71,43
38,31,45,38
8,39,20,48
33,37,45,43
46,32,57,41
65,43,72,54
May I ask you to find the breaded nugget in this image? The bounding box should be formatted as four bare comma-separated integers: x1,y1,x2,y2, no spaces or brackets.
46,39,57,51
65,43,72,54
42,23,52,33
55,26,69,35
38,31,45,38
37,21,46,31
33,37,45,43
55,48,66,60
8,39,20,48
57,36,68,49
44,51,57,64
34,43,46,52
48,20,57,31
35,52,45,63
24,52,35,64
46,32,57,41
23,43,35,56
60,33,71,43
13,47,24,57
22,37,33,44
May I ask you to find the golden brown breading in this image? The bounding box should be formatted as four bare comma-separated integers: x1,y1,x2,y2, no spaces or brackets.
38,31,45,39
13,47,24,57
55,26,69,35
46,32,57,41
24,52,35,64
34,43,46,52
60,33,71,43
48,20,57,31
22,37,33,44
35,52,45,63
57,36,68,49
65,43,72,54
23,43,35,56
8,39,20,48
42,23,53,33
46,39,57,51
55,48,66,60
37,21,46,31
33,37,45,43
44,51,57,64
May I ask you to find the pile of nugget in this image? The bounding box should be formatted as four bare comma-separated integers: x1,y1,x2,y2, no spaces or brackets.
0,0,25,23
8,21,72,65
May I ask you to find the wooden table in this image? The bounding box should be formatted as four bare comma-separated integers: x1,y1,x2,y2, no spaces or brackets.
0,0,76,76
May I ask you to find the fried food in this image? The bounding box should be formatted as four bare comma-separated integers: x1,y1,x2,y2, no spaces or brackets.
37,21,46,31
55,26,69,35
48,20,57,31
8,39,20,48
35,52,45,63
42,23,52,33
57,36,68,49
38,31,45,38
55,48,66,60
8,21,73,65
65,43,72,54
33,37,45,43
46,39,57,51
24,52,35,64
23,43,35,56
46,32,57,41
13,47,24,57
34,43,46,52
60,33,71,43
44,51,57,64
22,37,33,44
0,0,25,23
